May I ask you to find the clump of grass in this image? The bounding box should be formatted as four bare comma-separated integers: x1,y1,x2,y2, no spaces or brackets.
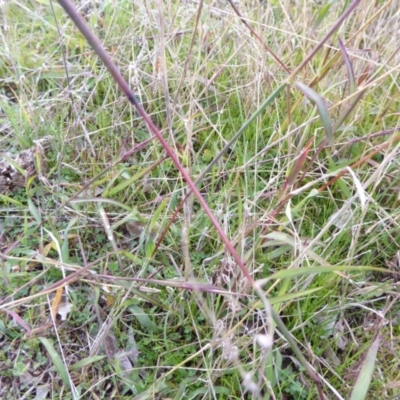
1,0,400,399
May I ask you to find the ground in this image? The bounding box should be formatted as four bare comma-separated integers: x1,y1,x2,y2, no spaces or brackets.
0,1,400,399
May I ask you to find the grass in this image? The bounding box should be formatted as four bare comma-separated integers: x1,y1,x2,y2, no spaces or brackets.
1,0,400,399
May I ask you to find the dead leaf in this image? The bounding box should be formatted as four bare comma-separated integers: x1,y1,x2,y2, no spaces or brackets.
51,287,63,320
57,301,72,321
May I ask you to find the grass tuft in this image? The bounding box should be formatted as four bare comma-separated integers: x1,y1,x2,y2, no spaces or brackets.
1,0,399,399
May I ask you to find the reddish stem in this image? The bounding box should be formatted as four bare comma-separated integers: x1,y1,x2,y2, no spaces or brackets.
57,0,254,285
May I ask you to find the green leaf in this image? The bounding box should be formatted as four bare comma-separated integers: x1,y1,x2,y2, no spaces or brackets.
110,208,140,230
254,287,323,308
0,194,24,206
350,335,380,400
117,284,165,309
149,197,168,231
267,265,388,282
61,217,78,264
144,235,155,259
1,154,27,177
28,198,42,224
118,250,143,265
296,82,333,145
125,302,156,333
104,162,159,197
338,38,356,95
327,156,352,199
312,3,331,31
39,337,71,389
69,355,106,371
68,197,133,212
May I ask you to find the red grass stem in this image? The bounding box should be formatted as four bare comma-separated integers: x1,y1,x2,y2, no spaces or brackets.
57,0,254,285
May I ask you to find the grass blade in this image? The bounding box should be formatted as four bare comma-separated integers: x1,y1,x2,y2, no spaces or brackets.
69,355,106,371
338,38,356,95
69,197,134,212
258,265,388,286
28,198,42,225
295,82,333,145
312,3,332,31
104,158,166,197
350,335,380,400
39,337,72,389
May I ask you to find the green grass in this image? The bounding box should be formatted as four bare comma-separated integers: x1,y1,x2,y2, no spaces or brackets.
1,0,400,399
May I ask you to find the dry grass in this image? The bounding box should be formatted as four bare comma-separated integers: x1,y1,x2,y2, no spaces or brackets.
1,0,400,399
